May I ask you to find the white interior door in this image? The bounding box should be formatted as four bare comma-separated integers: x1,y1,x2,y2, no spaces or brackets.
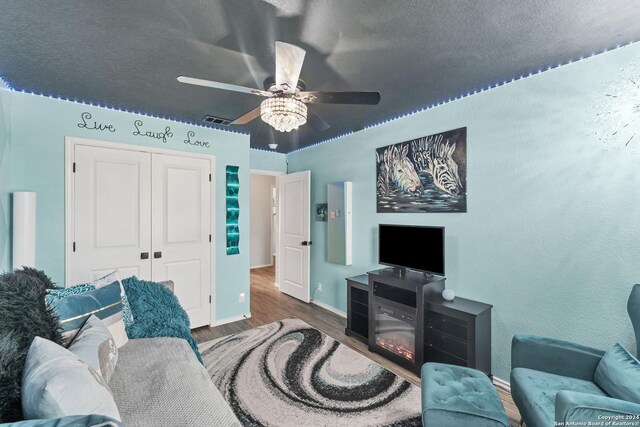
278,171,311,302
71,145,151,285
151,154,212,328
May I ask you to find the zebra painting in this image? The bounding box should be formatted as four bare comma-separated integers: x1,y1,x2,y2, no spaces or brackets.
376,127,466,212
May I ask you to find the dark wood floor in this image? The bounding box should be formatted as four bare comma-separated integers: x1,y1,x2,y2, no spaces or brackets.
193,265,521,426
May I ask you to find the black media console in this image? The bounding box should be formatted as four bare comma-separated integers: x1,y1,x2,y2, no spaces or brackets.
345,269,493,376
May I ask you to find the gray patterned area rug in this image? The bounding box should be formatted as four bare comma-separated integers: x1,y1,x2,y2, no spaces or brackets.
199,317,422,427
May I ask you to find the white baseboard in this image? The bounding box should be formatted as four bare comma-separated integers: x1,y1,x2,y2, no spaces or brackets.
250,263,273,269
274,282,280,288
211,313,251,327
492,376,510,392
311,299,347,318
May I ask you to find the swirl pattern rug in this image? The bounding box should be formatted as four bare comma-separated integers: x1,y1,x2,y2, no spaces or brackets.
199,318,422,427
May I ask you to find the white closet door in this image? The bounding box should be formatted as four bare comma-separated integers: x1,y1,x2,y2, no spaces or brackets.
71,145,152,285
151,154,212,328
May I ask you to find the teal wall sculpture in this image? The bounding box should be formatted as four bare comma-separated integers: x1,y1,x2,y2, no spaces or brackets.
226,165,240,255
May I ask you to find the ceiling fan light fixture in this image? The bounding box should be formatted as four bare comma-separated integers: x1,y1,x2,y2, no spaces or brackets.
260,97,307,132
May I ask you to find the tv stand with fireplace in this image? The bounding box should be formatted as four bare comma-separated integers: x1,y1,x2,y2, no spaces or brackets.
345,268,492,376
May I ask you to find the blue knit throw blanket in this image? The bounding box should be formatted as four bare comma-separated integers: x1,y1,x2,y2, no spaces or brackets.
122,276,203,364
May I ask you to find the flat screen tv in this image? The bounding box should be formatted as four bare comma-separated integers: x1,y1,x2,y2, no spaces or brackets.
378,224,444,276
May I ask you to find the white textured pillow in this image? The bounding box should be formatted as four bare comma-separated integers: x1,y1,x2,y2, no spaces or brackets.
69,315,118,383
22,337,122,420
91,271,121,288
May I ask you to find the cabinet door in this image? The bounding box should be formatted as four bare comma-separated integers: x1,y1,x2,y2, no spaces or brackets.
151,154,212,328
71,145,152,285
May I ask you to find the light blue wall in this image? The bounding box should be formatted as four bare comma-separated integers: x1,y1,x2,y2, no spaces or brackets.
9,92,251,320
250,148,287,173
288,43,640,380
0,86,11,272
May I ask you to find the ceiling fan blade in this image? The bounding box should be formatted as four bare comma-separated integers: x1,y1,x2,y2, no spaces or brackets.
275,41,306,93
177,76,272,97
298,91,381,105
231,106,261,125
306,109,330,132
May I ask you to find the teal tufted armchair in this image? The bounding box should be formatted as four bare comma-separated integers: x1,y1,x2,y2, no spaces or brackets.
510,284,640,427
629,284,640,357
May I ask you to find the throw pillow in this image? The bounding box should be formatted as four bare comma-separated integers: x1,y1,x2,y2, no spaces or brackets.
21,337,121,421
92,271,134,328
594,343,640,404
68,315,118,383
0,267,57,291
122,276,203,363
0,268,63,422
47,281,129,348
47,283,96,298
47,270,135,327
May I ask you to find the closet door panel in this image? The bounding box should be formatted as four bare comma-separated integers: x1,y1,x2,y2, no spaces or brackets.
71,145,152,286
164,260,201,311
152,154,211,328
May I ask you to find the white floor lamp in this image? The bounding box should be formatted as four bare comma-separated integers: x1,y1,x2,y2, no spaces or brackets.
12,191,36,269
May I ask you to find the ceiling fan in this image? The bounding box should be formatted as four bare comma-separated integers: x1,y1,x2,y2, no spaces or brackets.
177,41,381,134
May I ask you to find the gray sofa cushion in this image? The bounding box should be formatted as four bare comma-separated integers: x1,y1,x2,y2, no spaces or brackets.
109,337,241,427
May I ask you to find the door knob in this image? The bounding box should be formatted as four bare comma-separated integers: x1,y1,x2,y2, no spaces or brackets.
141,252,149,260
154,251,162,259
301,241,313,246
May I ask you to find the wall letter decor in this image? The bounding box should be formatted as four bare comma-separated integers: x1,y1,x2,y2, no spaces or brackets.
132,119,173,143
77,112,116,132
184,131,211,148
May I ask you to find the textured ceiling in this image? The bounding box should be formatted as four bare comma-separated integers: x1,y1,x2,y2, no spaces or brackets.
0,1,639,152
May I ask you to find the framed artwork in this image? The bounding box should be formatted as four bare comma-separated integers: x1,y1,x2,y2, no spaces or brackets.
376,127,467,213
315,203,328,221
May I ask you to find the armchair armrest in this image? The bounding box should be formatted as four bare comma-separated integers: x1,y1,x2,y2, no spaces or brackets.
511,335,605,381
556,391,640,423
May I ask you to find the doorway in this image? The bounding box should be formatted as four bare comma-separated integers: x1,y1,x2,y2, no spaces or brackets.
249,172,280,280
250,169,311,305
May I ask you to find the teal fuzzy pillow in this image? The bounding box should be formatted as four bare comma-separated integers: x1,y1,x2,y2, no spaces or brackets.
594,343,640,404
122,276,203,363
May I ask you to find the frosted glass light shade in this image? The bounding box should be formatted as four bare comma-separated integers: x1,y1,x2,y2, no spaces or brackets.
13,192,36,269
260,97,307,132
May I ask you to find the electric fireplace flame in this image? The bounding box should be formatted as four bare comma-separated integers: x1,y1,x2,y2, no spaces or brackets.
375,337,415,361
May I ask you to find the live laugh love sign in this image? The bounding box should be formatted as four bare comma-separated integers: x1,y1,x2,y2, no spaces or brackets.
76,111,213,149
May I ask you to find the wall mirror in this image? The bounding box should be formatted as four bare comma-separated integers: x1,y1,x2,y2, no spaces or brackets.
327,181,352,265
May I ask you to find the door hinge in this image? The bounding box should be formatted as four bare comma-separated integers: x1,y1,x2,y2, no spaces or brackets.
73,162,76,173
209,234,212,242
209,173,212,182
72,242,76,252
209,295,212,304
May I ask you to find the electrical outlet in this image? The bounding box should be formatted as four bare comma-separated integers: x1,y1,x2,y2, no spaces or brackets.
317,282,323,292
239,292,245,303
